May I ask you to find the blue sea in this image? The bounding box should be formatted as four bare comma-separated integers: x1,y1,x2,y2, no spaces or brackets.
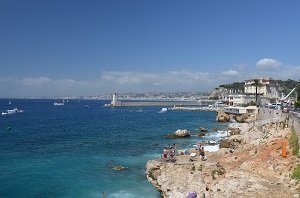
0,99,227,198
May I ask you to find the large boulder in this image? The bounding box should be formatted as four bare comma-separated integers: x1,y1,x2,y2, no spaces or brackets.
235,113,256,123
216,111,230,122
165,129,191,138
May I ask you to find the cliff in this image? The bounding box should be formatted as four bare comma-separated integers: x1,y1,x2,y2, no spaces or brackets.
146,121,300,198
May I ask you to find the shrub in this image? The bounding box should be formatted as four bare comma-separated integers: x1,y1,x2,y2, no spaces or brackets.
198,164,203,172
219,139,232,148
292,164,300,180
148,168,156,180
289,127,299,156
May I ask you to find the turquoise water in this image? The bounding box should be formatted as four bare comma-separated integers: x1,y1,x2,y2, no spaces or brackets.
0,99,226,197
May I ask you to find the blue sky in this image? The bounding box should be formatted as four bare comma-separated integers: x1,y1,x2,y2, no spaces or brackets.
0,0,300,97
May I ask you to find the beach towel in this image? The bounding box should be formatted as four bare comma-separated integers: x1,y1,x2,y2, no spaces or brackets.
190,153,197,157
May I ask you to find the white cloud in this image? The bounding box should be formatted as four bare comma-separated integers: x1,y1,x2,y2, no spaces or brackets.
221,69,239,76
256,58,282,71
1,64,299,97
100,70,213,87
22,77,51,86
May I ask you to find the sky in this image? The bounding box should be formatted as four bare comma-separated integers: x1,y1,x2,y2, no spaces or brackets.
0,0,300,97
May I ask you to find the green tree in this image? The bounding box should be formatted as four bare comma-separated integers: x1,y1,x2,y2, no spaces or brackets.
296,82,300,102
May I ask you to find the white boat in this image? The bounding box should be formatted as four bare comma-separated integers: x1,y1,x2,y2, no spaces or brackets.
54,102,64,106
54,100,64,106
2,108,24,115
159,108,168,113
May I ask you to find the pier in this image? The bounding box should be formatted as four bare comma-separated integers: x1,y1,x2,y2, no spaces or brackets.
112,100,215,107
105,92,216,107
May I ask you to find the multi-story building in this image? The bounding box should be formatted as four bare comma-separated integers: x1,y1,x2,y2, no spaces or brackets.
222,78,281,107
244,78,280,98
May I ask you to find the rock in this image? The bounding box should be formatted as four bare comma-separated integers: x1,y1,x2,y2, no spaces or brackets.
165,129,191,138
197,132,206,137
219,139,234,149
112,165,128,171
216,111,230,122
199,127,207,132
227,127,241,135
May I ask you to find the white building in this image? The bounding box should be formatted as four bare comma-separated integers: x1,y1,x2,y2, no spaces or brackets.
244,78,280,98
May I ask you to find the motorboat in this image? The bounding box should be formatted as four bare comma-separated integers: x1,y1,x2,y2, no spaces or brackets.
2,108,24,115
54,99,65,106
54,102,64,106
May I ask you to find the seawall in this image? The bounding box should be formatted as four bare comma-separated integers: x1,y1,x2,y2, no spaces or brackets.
288,111,300,141
258,108,300,143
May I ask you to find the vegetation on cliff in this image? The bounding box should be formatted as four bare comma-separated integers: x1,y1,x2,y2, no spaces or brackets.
219,82,244,90
289,127,299,156
292,165,300,181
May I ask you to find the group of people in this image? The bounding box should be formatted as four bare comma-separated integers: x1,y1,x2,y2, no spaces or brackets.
162,143,207,162
162,144,176,162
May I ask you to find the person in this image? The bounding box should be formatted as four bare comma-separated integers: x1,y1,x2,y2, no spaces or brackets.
199,147,205,160
203,187,211,198
163,147,168,162
169,146,175,162
197,143,201,151
173,143,177,155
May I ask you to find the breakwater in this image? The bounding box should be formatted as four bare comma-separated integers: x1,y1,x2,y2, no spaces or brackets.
169,106,221,112
107,100,216,107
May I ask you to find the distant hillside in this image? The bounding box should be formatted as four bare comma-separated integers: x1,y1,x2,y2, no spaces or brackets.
277,79,299,95
210,79,300,99
219,82,244,90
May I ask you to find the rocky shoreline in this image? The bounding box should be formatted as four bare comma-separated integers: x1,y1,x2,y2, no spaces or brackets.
146,119,300,198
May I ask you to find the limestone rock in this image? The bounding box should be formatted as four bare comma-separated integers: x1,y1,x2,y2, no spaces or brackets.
165,129,191,138
216,111,230,122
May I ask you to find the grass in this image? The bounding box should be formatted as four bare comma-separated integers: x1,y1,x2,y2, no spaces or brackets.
289,127,299,156
211,164,226,180
198,164,203,172
292,164,300,180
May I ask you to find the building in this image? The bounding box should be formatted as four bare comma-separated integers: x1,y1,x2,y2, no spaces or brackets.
244,78,280,99
223,106,258,115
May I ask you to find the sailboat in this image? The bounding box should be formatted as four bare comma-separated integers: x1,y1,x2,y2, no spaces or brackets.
9,100,11,105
